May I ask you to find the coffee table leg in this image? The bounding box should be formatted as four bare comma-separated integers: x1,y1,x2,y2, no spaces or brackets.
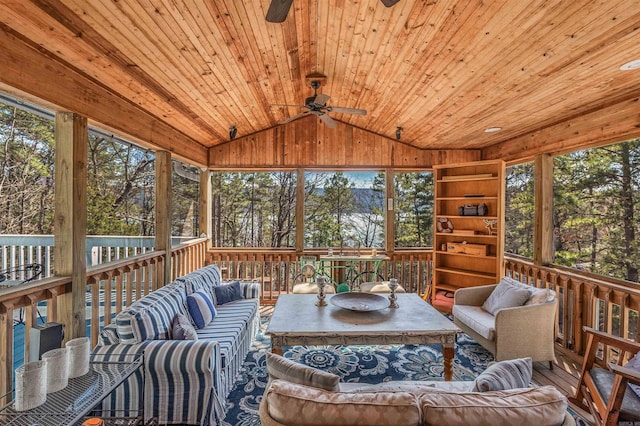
271,336,284,355
443,345,454,381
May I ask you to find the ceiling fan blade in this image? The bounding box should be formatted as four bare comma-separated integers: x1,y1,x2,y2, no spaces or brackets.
266,0,294,23
314,93,330,106
327,106,367,116
318,113,338,128
380,0,400,7
270,103,307,108
281,111,309,124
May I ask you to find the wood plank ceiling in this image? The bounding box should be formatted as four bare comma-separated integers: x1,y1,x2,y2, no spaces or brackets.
0,0,639,166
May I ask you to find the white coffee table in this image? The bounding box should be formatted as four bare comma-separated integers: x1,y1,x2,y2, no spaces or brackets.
266,293,461,380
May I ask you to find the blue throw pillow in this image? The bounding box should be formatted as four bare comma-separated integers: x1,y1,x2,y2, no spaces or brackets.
214,281,243,305
186,290,217,329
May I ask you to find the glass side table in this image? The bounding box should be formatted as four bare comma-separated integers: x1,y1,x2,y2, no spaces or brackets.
0,355,143,426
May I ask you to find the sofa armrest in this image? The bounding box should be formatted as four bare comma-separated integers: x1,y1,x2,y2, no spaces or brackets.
240,281,262,299
454,284,497,307
143,339,224,424
493,299,558,361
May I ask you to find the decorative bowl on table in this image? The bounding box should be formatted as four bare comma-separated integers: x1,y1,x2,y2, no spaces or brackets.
329,292,390,312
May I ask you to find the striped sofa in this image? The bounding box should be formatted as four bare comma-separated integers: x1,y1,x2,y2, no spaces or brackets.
91,264,261,425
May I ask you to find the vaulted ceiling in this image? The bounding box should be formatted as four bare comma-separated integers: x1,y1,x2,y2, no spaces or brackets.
0,0,639,167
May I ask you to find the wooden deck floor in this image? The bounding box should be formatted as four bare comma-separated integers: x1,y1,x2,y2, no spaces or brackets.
534,351,594,424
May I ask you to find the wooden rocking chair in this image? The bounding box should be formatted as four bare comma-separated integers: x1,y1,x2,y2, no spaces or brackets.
571,327,640,426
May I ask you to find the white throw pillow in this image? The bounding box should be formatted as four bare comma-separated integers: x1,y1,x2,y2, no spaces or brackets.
472,357,533,392
482,277,532,315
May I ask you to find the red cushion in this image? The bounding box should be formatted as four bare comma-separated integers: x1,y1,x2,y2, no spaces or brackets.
431,290,455,313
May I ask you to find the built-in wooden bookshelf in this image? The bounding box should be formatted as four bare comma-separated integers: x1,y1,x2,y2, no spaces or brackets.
432,160,506,311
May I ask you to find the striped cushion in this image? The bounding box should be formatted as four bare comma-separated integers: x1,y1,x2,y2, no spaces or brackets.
240,281,261,299
187,290,217,329
117,282,187,343
98,323,120,346
472,357,533,392
196,298,258,368
180,264,221,297
266,352,340,391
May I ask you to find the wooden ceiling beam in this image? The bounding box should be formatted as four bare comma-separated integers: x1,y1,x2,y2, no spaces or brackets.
0,23,207,166
482,96,640,163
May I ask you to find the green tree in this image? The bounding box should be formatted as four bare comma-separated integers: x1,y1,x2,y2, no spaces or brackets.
504,163,534,257
394,172,433,247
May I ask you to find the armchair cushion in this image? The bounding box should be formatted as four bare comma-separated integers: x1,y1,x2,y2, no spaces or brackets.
452,305,495,341
482,277,531,315
589,367,640,421
626,352,640,397
472,357,532,392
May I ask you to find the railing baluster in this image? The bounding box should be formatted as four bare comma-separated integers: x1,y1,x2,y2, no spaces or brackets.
104,272,113,326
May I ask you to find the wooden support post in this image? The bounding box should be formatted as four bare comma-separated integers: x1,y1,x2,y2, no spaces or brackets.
199,169,212,250
385,169,395,256
534,154,554,266
296,169,305,253
0,302,14,406
155,151,172,285
54,112,87,341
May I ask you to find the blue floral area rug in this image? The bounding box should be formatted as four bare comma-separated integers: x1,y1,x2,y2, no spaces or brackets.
221,314,590,426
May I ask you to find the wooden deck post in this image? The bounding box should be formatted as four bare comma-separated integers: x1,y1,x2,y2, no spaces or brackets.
199,169,212,250
385,168,395,256
295,168,305,253
156,151,172,285
54,112,88,341
534,154,554,266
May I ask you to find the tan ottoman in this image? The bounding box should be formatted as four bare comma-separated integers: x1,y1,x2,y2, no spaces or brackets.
292,282,336,294
360,281,406,293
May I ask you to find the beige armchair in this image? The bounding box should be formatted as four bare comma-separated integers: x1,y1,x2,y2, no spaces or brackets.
453,283,557,365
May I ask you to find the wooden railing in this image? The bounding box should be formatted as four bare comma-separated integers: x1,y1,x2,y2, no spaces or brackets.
504,254,640,362
0,237,208,404
0,234,198,277
207,248,433,303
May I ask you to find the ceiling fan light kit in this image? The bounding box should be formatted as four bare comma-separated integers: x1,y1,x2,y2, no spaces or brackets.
270,80,366,128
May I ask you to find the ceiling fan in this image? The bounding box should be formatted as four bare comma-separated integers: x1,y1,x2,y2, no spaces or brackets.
271,80,367,128
266,0,400,23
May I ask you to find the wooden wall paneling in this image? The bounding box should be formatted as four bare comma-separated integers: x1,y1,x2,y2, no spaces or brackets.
210,117,481,168
54,112,87,341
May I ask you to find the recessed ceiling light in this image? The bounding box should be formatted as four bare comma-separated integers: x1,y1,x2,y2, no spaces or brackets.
484,127,502,133
620,59,640,71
